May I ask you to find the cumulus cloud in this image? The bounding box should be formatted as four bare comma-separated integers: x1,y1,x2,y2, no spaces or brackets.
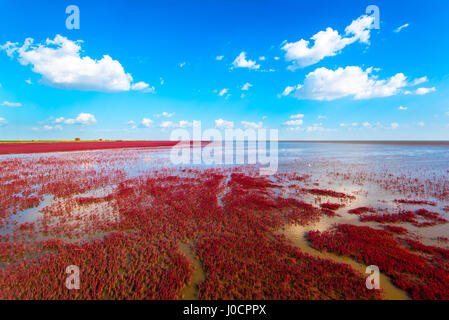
43,125,62,131
305,125,334,132
289,114,304,119
241,82,252,91
154,112,175,118
1,35,151,92
398,106,408,110
279,85,301,98
232,52,260,70
391,122,399,129
394,23,410,33
1,101,22,107
362,122,371,127
218,88,229,96
56,113,97,125
241,121,263,129
411,76,428,86
131,81,155,93
284,66,410,101
215,118,234,129
0,117,7,127
160,120,192,129
216,55,224,61
415,87,436,95
284,119,303,126
282,15,375,70
126,120,137,129
340,122,359,127
141,118,153,128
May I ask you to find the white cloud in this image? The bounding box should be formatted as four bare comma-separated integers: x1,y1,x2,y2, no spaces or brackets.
43,125,62,131
141,118,153,128
179,62,186,68
411,76,428,86
241,121,263,129
363,122,371,127
306,125,330,132
259,56,266,61
339,122,359,127
160,120,192,129
160,121,176,128
341,122,359,127
282,15,374,70
284,119,303,126
287,66,408,101
0,117,7,127
218,88,229,96
394,23,410,33
317,115,327,119
289,114,304,119
241,82,252,91
391,122,399,129
25,79,32,85
286,127,303,132
417,121,425,127
126,120,137,129
131,81,155,93
232,52,260,70
398,106,408,110
1,35,150,92
58,113,97,125
415,87,436,95
0,41,18,57
177,120,192,128
154,112,175,118
216,55,224,61
1,101,22,107
215,118,234,129
279,85,301,97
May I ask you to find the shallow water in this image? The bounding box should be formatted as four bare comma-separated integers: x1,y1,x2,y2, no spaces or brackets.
2,142,449,237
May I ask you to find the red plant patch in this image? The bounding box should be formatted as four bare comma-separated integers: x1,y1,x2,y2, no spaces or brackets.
360,211,417,224
320,202,345,210
348,207,376,215
383,225,408,234
394,199,437,206
0,141,181,155
302,188,355,199
196,233,380,300
308,224,449,299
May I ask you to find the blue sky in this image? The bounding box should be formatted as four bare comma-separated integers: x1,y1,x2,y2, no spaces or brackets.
0,0,448,140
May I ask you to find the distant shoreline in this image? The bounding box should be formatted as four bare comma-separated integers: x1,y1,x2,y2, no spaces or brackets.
279,140,449,146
